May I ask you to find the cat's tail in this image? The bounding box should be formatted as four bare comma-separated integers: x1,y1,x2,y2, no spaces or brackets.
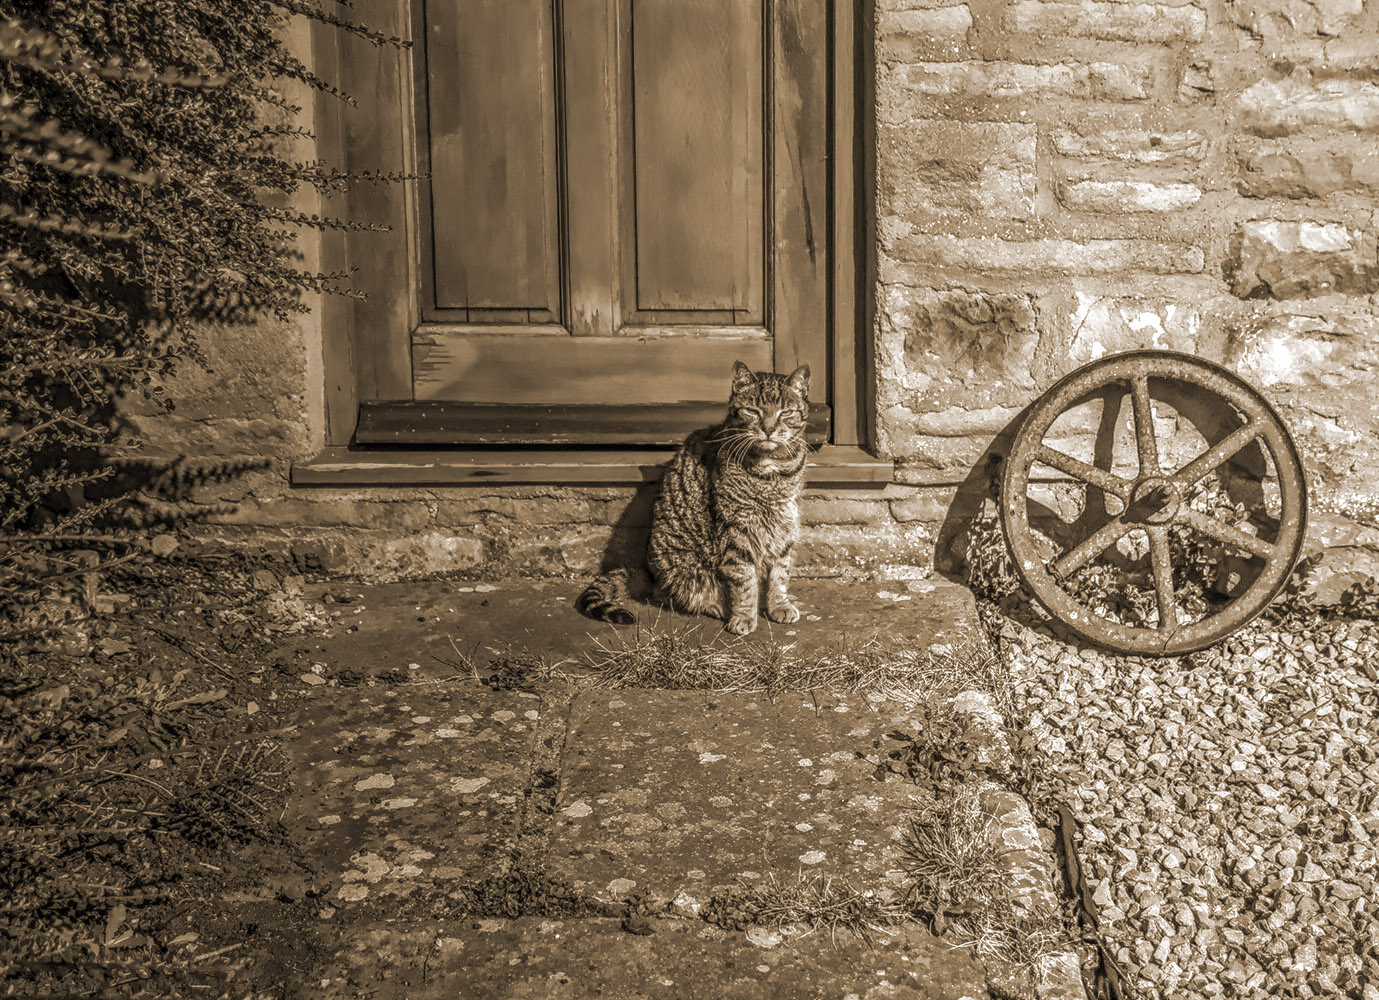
576,569,637,625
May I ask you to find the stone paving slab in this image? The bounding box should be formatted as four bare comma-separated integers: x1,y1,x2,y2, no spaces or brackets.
549,688,928,901
285,681,551,905
307,916,993,1000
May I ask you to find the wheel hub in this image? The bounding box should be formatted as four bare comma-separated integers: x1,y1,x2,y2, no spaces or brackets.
1127,476,1180,525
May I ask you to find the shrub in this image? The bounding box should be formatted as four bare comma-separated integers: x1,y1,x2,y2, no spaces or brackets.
0,2,405,634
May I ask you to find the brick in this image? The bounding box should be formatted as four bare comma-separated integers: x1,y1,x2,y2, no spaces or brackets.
1059,180,1203,213
882,61,1152,113
1005,2,1205,43
879,121,1035,225
1238,75,1379,137
1230,221,1379,299
1050,128,1206,165
887,235,1205,275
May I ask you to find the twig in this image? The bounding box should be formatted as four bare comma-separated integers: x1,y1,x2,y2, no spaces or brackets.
14,726,298,791
143,623,237,679
190,942,243,963
95,768,174,797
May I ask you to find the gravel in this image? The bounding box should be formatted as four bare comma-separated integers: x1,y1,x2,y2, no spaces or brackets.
990,608,1379,1000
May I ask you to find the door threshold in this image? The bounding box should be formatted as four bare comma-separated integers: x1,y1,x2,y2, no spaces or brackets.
291,446,894,487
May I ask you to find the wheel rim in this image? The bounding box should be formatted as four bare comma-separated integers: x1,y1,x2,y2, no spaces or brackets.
1000,351,1308,656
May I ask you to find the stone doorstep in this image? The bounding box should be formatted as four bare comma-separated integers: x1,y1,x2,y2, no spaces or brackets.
281,577,981,681
267,577,1086,999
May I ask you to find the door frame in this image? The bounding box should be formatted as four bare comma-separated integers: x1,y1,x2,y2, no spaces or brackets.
310,0,874,454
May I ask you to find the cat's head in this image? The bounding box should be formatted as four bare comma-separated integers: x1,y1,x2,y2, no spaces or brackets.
721,361,811,469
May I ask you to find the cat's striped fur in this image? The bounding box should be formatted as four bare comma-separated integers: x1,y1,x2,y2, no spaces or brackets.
577,361,810,635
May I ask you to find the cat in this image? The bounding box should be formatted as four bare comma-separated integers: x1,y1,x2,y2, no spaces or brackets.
577,361,811,636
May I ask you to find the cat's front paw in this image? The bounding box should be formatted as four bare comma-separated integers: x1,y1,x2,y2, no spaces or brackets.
766,602,801,624
726,612,758,636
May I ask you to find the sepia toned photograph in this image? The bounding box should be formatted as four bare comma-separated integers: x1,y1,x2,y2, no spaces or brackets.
2,1,1377,998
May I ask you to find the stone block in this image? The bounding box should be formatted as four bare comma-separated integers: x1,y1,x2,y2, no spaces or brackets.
800,495,893,526
889,490,958,523
795,522,935,578
880,61,1152,120
1236,139,1379,199
1032,289,1230,377
1051,127,1207,165
217,497,432,530
886,234,1205,275
1299,511,1379,604
1231,0,1362,40
1004,1,1205,43
433,494,608,527
879,121,1036,225
877,5,973,60
1238,152,1350,199
896,288,1039,395
1229,307,1379,388
1178,61,1214,101
1060,180,1203,213
1238,74,1379,137
1230,221,1379,299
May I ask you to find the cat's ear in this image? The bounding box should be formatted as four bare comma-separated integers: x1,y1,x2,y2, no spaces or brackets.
731,360,754,391
787,364,811,398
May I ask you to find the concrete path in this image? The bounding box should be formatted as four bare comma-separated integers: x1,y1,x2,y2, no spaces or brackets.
245,578,1070,999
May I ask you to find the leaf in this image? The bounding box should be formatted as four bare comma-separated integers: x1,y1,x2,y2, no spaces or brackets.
165,687,228,709
105,902,126,946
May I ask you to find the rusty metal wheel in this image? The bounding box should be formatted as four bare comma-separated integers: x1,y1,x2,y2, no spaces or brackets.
1001,351,1307,656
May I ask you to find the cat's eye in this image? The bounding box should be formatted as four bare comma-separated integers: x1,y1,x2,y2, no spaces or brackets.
736,407,759,418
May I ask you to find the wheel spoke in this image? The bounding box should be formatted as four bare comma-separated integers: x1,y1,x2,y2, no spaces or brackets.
1169,422,1260,490
1179,507,1275,560
1130,376,1161,476
1035,444,1132,498
1148,525,1177,629
1051,517,1131,579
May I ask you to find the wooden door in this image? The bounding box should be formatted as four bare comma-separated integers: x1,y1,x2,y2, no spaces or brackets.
407,0,829,407
318,0,861,451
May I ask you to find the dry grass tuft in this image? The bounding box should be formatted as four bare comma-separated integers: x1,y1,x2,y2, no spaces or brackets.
590,622,1009,706
899,788,1005,913
899,788,1067,967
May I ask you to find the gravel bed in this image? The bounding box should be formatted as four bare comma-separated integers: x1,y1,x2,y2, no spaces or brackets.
991,609,1379,1000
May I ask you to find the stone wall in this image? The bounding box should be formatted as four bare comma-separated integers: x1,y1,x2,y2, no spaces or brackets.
131,7,1379,588
874,0,1379,590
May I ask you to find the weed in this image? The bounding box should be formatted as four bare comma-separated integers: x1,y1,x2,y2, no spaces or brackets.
704,871,906,947
898,788,1068,967
450,866,608,920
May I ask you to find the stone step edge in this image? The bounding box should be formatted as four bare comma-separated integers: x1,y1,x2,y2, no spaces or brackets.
952,688,1089,1000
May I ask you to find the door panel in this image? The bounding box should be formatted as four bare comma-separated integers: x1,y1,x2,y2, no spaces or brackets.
627,0,763,318
401,0,837,422
422,0,561,320
412,328,772,403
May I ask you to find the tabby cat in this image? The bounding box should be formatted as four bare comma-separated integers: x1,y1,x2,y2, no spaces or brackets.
577,361,810,636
